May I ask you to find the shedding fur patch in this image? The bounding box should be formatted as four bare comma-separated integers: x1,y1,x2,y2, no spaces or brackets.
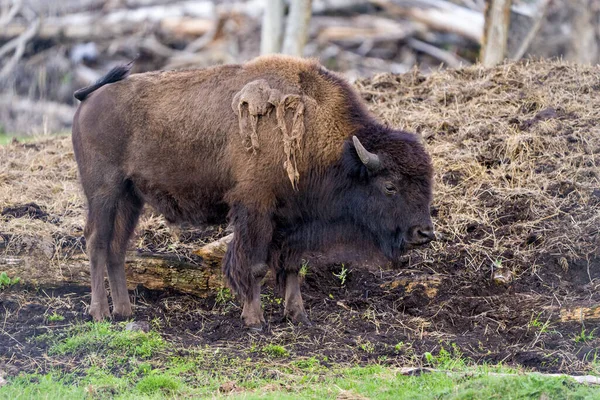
232,79,307,189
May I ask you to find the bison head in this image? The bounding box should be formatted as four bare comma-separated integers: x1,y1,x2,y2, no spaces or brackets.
342,133,435,260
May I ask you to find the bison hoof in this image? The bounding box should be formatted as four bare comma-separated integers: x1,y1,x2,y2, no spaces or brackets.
243,317,265,331
285,311,312,326
112,303,133,320
242,312,266,330
89,302,111,321
247,323,264,332
241,299,266,330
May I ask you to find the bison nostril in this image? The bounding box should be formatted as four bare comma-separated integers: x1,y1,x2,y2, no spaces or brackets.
417,228,436,242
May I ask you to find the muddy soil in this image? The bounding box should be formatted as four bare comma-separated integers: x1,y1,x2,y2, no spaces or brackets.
1,261,599,376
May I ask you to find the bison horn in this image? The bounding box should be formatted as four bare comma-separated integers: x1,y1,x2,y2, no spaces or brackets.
352,136,381,171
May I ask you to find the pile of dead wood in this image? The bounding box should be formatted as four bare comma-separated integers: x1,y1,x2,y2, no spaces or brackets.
0,0,595,134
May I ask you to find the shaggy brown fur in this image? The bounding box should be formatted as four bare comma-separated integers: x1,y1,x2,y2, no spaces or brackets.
72,54,435,328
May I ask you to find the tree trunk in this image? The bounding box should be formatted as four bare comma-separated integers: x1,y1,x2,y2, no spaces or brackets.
570,0,599,64
260,0,285,54
282,0,313,57
481,0,512,67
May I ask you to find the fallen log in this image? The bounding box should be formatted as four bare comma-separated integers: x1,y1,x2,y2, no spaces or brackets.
0,236,226,296
0,17,39,80
0,3,215,41
406,38,470,68
316,15,417,46
370,0,484,43
193,233,233,265
559,305,600,322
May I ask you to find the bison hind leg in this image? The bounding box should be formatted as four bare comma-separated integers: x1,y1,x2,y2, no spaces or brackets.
84,194,117,321
83,178,143,321
106,181,144,318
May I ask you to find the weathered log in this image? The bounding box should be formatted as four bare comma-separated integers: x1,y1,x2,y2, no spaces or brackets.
0,4,215,41
407,38,470,68
193,233,233,265
370,0,484,43
0,96,76,134
316,15,417,46
0,0,22,28
312,0,372,14
0,17,39,80
560,305,600,322
0,238,225,295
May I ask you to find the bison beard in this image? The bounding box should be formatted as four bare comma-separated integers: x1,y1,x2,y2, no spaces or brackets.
71,54,435,329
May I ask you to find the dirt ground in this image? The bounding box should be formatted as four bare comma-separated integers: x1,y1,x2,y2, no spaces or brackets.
1,59,599,377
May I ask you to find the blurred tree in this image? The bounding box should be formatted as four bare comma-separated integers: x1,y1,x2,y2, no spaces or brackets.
260,0,313,57
481,0,513,66
282,0,313,57
571,0,599,64
260,0,284,54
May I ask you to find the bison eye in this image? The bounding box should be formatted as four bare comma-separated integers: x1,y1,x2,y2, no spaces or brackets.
384,183,397,195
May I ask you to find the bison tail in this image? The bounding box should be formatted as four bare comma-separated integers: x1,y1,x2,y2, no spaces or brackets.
73,60,134,101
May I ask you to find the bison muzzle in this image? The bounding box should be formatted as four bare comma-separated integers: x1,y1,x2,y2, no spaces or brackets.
72,55,435,329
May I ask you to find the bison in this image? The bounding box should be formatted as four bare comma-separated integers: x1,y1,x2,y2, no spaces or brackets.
72,55,435,329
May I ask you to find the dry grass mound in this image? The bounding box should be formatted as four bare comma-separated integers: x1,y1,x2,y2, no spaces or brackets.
356,60,600,288
1,59,598,287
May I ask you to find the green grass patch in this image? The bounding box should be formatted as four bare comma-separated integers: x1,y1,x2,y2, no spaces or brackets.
49,321,165,359
3,359,600,400
0,134,12,145
0,374,87,400
136,374,181,395
46,312,65,323
0,133,30,145
262,344,290,358
0,272,20,289
0,131,71,146
3,320,600,399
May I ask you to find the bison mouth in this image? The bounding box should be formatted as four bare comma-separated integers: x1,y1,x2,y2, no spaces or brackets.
378,229,407,261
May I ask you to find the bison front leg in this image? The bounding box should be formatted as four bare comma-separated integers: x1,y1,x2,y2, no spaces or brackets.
284,272,311,326
223,203,273,329
241,262,268,328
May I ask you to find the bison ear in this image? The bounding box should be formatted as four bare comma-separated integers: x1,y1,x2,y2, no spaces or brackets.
352,136,381,172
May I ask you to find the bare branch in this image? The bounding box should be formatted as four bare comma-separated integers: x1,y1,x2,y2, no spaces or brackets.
0,17,40,80
0,0,22,28
407,38,470,68
511,0,550,61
